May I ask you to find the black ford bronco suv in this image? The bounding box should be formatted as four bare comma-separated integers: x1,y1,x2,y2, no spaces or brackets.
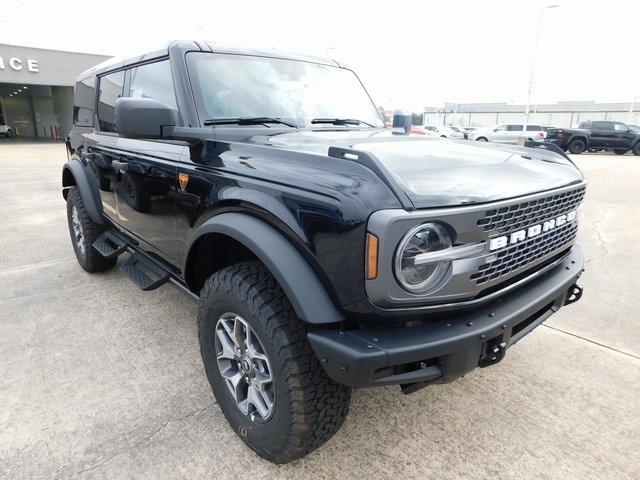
63,41,585,463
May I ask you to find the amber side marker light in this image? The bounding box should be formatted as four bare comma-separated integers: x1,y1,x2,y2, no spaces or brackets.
366,233,379,280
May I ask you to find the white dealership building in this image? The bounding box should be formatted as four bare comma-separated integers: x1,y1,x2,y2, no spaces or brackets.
424,101,640,129
0,44,110,139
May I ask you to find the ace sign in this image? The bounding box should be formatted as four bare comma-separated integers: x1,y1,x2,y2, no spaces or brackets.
0,56,39,73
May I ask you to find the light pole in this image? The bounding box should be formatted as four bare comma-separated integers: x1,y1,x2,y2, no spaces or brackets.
523,4,559,129
628,96,638,123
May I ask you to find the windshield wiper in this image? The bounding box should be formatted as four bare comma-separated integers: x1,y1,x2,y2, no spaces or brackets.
311,118,376,128
203,117,299,128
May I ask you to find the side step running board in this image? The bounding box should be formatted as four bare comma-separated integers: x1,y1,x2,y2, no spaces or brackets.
120,252,170,291
93,231,128,259
93,229,197,300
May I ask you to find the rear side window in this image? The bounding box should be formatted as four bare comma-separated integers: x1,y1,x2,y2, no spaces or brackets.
579,121,592,129
128,60,177,109
613,122,629,132
73,76,95,127
507,124,523,131
525,125,541,131
97,71,125,132
592,121,613,131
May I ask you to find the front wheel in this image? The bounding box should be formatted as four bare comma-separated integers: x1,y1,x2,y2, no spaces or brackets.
198,261,351,464
476,137,488,142
633,143,640,155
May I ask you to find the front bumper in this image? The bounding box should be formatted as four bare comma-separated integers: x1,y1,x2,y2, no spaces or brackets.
308,245,584,390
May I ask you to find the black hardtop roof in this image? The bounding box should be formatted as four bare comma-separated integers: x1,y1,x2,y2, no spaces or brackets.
76,40,341,81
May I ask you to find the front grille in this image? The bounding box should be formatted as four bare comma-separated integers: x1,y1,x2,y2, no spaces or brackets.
477,186,586,236
471,221,578,285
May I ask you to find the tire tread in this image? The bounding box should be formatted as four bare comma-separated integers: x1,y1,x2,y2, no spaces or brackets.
198,261,351,463
67,187,116,273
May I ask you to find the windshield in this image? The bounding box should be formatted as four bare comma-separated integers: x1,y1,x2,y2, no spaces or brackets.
186,52,384,128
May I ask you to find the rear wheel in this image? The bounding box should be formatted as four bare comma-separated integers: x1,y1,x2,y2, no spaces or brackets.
66,187,116,273
476,137,488,142
614,149,628,155
117,172,151,213
198,261,351,464
568,138,586,154
633,143,640,155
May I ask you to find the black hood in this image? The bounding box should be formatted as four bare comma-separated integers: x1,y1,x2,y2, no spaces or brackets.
250,129,584,208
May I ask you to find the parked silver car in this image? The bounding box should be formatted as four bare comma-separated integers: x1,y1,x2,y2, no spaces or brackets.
470,124,549,144
423,125,465,139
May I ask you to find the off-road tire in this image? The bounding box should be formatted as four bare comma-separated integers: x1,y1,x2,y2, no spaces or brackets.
66,187,116,273
568,138,586,154
632,143,640,156
614,149,628,155
198,261,351,464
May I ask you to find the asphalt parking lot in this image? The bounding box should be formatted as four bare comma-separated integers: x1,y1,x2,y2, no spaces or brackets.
1,142,639,480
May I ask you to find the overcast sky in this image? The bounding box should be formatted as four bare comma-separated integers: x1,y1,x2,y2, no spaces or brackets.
2,0,638,110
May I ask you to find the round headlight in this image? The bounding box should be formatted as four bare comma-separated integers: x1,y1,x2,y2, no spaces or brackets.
395,223,452,293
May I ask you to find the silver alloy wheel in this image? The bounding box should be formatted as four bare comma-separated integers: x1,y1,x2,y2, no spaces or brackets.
71,206,86,254
215,312,275,422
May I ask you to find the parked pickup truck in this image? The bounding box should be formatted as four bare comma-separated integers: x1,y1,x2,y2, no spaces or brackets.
545,120,640,155
63,40,586,463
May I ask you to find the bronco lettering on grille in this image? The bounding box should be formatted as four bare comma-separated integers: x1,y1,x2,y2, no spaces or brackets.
489,210,577,251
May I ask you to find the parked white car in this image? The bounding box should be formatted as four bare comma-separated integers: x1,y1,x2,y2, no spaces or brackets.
470,124,550,144
0,124,13,137
423,125,465,139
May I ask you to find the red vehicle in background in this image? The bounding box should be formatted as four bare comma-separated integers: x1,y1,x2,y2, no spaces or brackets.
385,123,435,136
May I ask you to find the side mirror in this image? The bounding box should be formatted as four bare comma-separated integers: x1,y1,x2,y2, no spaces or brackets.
115,98,178,139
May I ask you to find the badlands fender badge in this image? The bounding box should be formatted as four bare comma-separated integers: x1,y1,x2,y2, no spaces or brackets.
489,210,577,251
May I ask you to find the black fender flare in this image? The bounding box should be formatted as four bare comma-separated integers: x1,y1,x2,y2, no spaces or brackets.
568,134,588,146
185,212,344,325
62,158,104,224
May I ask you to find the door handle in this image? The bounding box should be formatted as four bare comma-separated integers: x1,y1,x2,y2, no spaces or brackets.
112,160,128,172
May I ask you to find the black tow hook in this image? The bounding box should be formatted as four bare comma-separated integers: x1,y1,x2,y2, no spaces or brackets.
479,340,507,368
565,284,584,306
